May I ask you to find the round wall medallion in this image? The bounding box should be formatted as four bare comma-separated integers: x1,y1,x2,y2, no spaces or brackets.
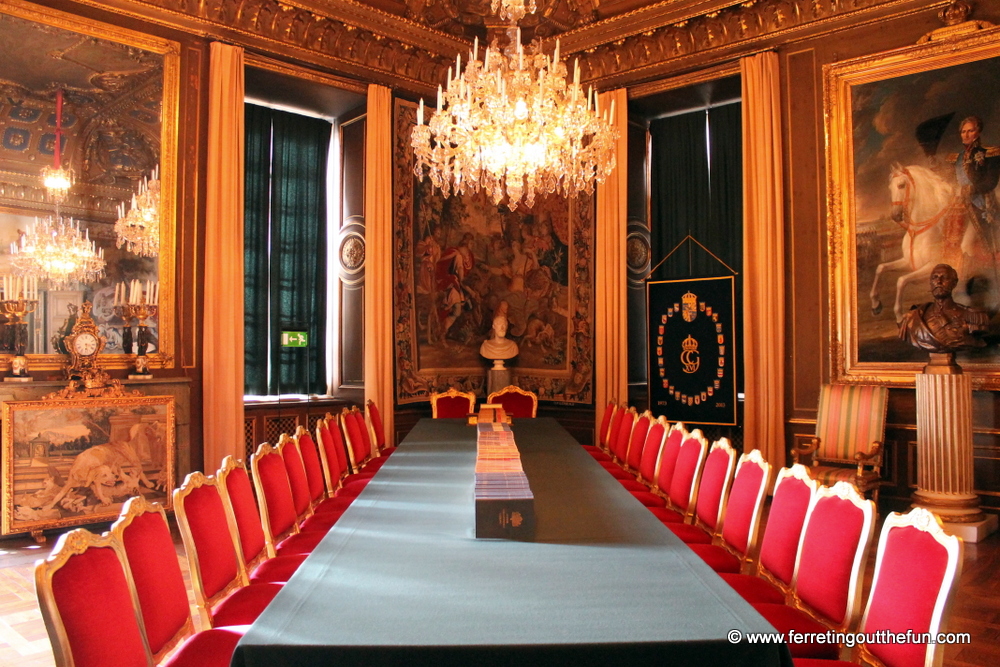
626,232,650,272
340,234,365,271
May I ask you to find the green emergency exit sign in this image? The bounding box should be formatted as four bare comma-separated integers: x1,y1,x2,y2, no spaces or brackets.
281,331,309,347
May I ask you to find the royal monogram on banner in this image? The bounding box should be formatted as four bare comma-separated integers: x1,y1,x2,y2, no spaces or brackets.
647,277,737,426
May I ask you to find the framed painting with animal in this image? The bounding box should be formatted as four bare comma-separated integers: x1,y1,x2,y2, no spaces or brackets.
826,25,1000,387
1,395,174,537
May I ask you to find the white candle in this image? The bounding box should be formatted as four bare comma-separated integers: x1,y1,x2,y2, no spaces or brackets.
418,99,424,126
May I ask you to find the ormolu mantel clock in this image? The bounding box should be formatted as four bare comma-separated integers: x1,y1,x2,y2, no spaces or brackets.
63,301,106,382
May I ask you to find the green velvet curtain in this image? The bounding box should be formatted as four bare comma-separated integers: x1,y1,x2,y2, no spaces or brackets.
244,104,330,395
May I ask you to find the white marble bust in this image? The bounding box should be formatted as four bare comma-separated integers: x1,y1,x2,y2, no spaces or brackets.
480,314,519,361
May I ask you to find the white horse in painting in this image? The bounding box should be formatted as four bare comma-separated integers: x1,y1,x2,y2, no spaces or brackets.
869,163,993,322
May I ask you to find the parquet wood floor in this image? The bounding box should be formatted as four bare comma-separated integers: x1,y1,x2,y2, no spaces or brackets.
1,513,999,666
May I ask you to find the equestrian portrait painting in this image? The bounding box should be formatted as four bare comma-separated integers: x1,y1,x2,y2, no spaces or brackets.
827,28,1000,386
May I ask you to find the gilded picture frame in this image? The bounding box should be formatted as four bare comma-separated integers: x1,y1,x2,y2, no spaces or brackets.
826,25,1000,387
1,394,175,536
0,0,179,369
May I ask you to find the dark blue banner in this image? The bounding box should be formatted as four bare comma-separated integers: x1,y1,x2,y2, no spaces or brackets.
647,276,737,426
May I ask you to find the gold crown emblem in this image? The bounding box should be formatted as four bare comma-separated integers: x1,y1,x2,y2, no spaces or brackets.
681,335,699,351
682,291,697,306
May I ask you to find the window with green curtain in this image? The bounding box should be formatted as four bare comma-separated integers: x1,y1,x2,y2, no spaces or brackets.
244,103,330,395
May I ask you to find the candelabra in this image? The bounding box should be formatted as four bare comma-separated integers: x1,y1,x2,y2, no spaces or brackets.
115,279,159,377
1,296,38,379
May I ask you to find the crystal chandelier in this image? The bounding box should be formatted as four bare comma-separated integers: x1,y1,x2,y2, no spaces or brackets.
10,216,106,288
115,166,160,257
491,0,536,23
41,89,74,203
411,11,617,210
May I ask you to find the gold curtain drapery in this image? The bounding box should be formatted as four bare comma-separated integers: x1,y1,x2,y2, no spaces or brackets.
741,51,786,477
202,43,246,469
595,88,629,441
363,84,395,444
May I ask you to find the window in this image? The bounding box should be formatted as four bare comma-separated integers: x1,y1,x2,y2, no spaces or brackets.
243,103,330,396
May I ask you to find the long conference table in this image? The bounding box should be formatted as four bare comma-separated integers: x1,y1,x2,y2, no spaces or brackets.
231,418,791,667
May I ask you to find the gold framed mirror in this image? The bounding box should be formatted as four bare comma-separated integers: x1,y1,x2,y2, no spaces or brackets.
0,0,177,369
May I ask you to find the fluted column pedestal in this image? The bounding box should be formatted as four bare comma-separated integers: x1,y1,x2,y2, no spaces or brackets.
912,353,996,542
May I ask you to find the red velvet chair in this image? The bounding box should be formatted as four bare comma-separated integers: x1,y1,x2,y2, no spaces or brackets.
352,406,391,471
250,441,327,557
635,415,669,488
646,429,708,522
583,400,616,461
110,497,246,666
366,399,396,456
486,385,538,418
615,411,654,492
666,438,737,545
751,481,876,660
342,407,387,475
794,507,964,667
430,387,476,418
686,448,771,572
216,455,307,583
290,427,352,518
600,406,639,481
719,464,817,605
277,433,343,533
316,415,373,498
645,422,686,500
172,472,283,628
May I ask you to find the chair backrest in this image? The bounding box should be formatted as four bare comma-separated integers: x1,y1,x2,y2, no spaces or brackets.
352,406,374,460
598,400,617,449
341,407,367,473
791,481,876,631
667,429,708,514
718,449,771,561
217,454,274,565
815,384,889,462
605,404,626,454
756,464,818,589
858,507,964,667
35,528,153,667
637,416,668,485
294,426,327,506
366,399,387,451
692,438,737,535
250,441,300,554
611,406,637,463
486,385,538,418
430,388,476,418
654,422,687,494
173,471,248,627
316,415,351,490
278,432,312,520
111,497,194,662
625,411,652,472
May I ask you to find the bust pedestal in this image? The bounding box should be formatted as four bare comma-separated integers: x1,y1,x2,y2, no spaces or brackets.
487,359,511,396
912,353,997,542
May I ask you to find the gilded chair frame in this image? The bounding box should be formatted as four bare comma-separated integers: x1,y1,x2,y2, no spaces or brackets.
486,385,538,418
110,496,195,663
315,414,347,495
855,507,964,667
216,454,275,564
430,387,476,418
692,438,738,539
650,421,687,495
716,448,771,570
612,406,639,466
667,428,709,518
339,407,364,474
789,480,876,633
754,463,818,595
250,440,302,556
277,431,313,523
35,528,154,667
636,414,669,486
173,471,249,628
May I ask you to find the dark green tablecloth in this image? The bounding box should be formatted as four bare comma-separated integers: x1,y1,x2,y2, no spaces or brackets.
231,418,791,667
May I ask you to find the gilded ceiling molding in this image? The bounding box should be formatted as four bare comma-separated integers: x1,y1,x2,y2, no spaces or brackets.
570,0,949,90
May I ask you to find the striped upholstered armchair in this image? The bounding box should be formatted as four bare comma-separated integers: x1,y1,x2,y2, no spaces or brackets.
791,384,888,505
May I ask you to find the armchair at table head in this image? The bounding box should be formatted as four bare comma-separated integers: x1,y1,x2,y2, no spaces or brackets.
792,383,888,505
487,385,538,418
35,528,153,667
430,387,476,418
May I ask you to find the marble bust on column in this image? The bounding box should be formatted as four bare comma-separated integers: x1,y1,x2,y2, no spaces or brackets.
481,312,518,394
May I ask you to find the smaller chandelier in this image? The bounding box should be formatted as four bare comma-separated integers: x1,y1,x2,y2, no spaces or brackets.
10,216,106,288
42,89,74,203
115,166,160,257
491,0,536,23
